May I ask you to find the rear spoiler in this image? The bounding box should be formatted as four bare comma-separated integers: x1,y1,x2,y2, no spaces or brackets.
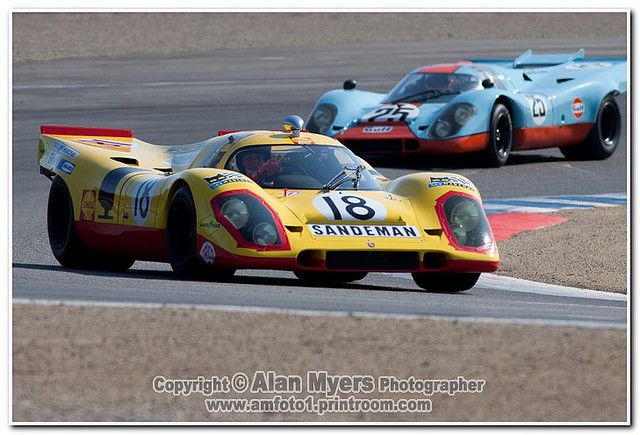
40,125,133,137
466,48,624,69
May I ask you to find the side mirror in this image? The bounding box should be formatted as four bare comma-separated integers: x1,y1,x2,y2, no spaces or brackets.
343,79,357,90
482,78,494,89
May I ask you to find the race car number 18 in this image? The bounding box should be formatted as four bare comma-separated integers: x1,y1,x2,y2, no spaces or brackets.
312,193,387,221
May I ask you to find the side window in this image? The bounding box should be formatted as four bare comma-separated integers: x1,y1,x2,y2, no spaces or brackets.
472,66,506,90
225,153,239,171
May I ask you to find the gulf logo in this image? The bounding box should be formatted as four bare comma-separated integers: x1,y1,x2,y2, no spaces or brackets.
571,98,585,119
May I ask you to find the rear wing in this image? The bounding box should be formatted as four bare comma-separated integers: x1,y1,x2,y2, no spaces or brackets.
467,49,626,69
40,125,134,137
38,124,223,177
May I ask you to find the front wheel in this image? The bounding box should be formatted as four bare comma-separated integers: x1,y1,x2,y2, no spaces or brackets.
166,184,235,280
294,271,368,283
482,103,513,167
559,95,621,160
411,272,480,293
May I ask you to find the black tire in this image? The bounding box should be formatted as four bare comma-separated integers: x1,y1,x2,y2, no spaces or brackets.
47,176,135,271
47,176,90,268
482,103,513,167
559,95,621,160
166,184,235,279
411,272,480,293
294,271,368,283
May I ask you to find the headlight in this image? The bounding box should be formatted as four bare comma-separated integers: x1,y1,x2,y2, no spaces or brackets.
437,194,493,250
307,104,337,135
252,222,278,246
450,200,480,232
433,120,453,138
454,105,475,125
221,198,249,229
450,224,468,245
211,191,290,251
429,103,476,139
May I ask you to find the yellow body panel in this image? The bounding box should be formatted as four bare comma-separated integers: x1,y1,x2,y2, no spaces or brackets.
38,129,499,269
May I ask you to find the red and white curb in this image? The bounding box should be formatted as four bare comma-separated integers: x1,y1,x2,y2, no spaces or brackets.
484,192,626,241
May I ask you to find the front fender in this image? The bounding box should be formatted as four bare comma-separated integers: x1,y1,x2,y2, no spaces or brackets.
307,89,386,135
165,168,303,233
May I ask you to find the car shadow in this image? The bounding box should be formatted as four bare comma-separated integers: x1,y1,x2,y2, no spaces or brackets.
12,262,426,294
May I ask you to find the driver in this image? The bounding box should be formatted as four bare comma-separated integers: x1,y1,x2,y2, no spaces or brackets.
424,74,454,93
236,148,283,183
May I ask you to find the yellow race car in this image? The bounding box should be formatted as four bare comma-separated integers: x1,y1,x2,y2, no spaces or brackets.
38,115,499,292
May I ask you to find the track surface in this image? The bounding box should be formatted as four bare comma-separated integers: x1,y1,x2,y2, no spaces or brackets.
12,38,627,328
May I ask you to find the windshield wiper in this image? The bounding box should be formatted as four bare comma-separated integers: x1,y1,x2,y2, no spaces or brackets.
390,89,441,104
390,89,461,104
321,164,366,192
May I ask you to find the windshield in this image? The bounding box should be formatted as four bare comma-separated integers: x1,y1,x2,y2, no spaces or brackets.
385,73,481,103
225,145,382,190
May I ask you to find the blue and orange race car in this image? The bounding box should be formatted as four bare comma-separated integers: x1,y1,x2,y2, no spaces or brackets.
306,49,626,166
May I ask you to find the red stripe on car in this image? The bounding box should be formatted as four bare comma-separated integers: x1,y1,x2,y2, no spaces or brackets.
41,125,134,138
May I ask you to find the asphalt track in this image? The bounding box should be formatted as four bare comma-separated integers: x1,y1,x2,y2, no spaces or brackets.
12,37,628,329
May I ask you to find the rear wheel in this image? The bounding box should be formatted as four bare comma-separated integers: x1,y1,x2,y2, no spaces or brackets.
560,95,621,160
166,184,235,279
411,272,480,293
482,103,513,167
47,176,134,271
294,271,368,283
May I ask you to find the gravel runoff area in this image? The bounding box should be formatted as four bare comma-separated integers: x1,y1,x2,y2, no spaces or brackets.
12,304,626,423
497,206,627,294
12,12,626,63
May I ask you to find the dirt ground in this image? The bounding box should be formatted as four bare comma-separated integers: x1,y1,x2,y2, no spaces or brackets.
12,12,626,63
12,304,626,422
497,206,627,293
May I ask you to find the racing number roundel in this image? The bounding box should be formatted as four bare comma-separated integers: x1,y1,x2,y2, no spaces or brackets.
527,95,547,126
361,104,419,123
132,178,160,225
312,193,387,221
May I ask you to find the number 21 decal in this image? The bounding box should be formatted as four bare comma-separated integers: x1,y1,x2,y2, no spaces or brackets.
312,193,387,221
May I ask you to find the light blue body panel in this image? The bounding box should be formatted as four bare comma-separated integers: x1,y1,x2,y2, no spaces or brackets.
306,49,627,145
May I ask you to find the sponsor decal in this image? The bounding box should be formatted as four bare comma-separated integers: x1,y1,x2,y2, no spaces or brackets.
199,241,216,264
312,193,387,221
308,224,420,238
80,189,97,221
571,98,584,119
363,126,394,134
131,178,161,226
565,62,611,70
290,136,315,145
52,140,79,159
45,151,62,168
361,103,419,123
428,176,475,191
199,216,221,237
77,138,132,149
205,172,250,190
526,95,547,126
57,159,75,175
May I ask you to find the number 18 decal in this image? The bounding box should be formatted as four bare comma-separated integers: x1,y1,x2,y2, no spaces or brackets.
312,193,387,221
